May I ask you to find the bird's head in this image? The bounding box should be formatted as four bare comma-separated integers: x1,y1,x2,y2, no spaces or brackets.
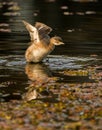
50,36,64,45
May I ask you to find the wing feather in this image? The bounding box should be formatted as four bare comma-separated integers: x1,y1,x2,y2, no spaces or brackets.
22,20,40,43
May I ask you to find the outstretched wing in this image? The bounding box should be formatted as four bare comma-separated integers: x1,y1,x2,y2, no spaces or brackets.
22,20,40,43
35,22,52,39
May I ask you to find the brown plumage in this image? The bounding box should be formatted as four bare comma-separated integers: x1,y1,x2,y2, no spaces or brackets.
23,20,64,63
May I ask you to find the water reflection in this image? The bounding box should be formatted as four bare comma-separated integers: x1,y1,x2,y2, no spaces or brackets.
25,63,52,82
23,63,54,101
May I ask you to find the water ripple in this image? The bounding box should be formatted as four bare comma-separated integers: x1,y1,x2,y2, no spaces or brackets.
0,55,98,71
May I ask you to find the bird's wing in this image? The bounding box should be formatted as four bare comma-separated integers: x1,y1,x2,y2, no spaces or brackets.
35,22,52,37
22,20,40,43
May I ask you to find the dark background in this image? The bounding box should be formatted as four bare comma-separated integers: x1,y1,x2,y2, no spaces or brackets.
0,0,102,55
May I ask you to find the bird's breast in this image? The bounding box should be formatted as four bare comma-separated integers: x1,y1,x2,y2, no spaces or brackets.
33,47,47,57
25,43,55,62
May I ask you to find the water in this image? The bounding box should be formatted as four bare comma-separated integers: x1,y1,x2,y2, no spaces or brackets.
0,0,102,101
0,1,102,129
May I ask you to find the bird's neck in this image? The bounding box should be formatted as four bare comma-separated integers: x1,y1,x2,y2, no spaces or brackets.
48,41,55,52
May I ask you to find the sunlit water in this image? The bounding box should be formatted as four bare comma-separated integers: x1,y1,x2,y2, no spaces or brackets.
0,0,102,101
0,54,102,101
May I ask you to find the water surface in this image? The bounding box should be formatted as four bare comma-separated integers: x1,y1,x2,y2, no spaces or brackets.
0,0,102,129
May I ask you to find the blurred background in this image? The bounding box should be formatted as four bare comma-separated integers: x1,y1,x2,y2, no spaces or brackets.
0,0,102,56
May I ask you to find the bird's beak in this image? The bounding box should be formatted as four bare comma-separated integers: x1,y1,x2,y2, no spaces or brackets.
60,42,64,45
54,42,65,46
